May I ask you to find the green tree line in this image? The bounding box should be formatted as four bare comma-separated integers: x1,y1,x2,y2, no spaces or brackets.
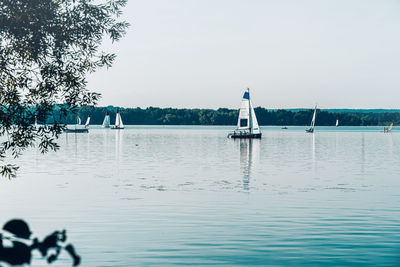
64,106,400,126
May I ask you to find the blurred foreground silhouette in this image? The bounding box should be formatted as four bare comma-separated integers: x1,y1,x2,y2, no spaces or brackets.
0,219,80,266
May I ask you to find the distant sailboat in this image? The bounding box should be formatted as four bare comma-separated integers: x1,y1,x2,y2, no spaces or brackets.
306,105,317,133
65,115,89,133
34,116,38,129
111,110,124,130
102,111,110,128
384,123,394,133
228,88,261,139
336,119,339,127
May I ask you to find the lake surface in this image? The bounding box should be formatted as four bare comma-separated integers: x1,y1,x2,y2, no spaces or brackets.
1,126,400,266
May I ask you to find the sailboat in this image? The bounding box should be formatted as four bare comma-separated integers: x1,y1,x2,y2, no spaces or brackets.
102,111,110,128
111,110,124,130
384,123,394,133
227,88,261,139
336,119,339,127
65,115,89,133
305,105,317,133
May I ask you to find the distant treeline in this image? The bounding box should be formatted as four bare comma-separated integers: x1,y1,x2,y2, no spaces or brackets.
61,106,400,126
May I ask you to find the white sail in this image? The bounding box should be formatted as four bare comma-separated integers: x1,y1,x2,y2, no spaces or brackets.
115,112,119,127
102,112,110,128
119,112,124,128
249,100,260,134
115,111,124,128
237,90,251,131
235,88,260,134
77,116,81,125
34,116,38,129
310,106,316,129
85,116,91,128
336,119,339,127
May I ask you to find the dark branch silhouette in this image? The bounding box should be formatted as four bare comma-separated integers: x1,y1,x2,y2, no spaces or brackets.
0,219,80,266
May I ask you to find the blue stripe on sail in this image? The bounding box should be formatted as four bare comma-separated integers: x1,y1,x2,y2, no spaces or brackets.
243,92,249,99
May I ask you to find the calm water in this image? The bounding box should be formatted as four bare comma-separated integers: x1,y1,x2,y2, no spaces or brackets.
1,126,400,266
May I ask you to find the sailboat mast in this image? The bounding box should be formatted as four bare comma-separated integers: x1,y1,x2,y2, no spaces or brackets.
248,88,252,133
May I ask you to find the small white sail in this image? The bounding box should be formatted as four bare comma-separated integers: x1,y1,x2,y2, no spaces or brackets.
389,123,393,131
76,116,81,125
336,119,339,127
34,116,38,129
310,106,317,129
119,113,124,128
249,100,260,134
114,111,124,129
306,105,317,133
115,112,120,127
102,112,110,128
237,90,251,131
85,116,91,128
236,88,260,134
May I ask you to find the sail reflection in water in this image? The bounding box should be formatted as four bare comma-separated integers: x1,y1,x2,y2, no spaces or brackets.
238,139,260,190
115,129,124,160
311,132,316,172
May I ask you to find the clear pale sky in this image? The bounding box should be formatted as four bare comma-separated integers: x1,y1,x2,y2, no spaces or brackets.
87,0,400,109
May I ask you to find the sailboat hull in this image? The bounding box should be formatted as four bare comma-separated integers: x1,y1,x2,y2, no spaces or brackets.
110,127,124,130
305,128,314,133
228,133,262,139
65,128,89,133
